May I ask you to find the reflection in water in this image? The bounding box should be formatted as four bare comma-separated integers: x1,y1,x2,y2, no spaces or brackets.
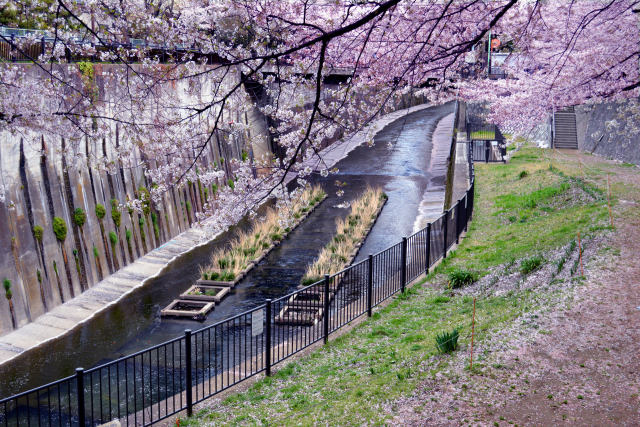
0,102,453,398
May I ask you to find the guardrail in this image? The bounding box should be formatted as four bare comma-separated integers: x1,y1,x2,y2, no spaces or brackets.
0,137,475,427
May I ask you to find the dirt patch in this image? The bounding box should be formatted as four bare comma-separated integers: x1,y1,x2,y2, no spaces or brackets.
392,152,640,426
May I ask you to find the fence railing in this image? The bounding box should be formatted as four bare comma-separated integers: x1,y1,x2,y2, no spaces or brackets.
0,27,221,64
0,147,475,427
467,121,506,163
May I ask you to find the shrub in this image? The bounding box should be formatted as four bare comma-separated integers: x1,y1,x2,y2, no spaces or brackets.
435,328,459,354
301,276,322,287
109,231,118,245
110,199,121,228
520,255,543,275
139,216,145,226
138,187,151,216
202,272,209,280
518,170,529,179
209,272,220,280
52,217,67,242
447,269,478,288
262,241,270,249
227,178,235,190
270,233,282,242
73,208,86,227
125,229,132,242
241,149,249,162
33,225,44,242
3,279,11,300
333,234,346,243
221,271,235,281
95,203,106,220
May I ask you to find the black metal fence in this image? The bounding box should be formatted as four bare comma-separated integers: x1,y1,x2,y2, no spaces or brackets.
467,122,506,163
0,27,221,64
0,150,475,427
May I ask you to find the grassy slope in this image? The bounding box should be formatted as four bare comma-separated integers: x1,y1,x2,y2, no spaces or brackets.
183,146,610,426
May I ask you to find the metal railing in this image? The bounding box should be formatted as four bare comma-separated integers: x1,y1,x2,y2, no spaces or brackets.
0,147,475,427
0,26,220,64
467,121,506,163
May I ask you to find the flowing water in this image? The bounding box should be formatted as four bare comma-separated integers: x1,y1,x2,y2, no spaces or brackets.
0,102,453,397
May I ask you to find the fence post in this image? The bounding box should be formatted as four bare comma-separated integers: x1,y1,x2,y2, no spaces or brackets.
443,210,449,259
485,140,489,163
455,203,460,245
76,368,86,427
425,224,432,274
367,254,373,317
184,329,193,417
265,300,272,376
401,237,407,293
323,274,330,344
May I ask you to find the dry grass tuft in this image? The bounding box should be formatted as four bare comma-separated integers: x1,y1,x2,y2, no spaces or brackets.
201,185,326,282
302,187,385,285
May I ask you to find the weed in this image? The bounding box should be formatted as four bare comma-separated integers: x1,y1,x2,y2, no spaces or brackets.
435,328,459,354
73,208,86,227
518,170,528,179
32,225,44,242
520,255,543,275
448,269,478,289
52,217,67,242
95,203,106,220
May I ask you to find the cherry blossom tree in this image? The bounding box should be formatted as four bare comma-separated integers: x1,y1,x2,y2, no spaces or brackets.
0,0,637,232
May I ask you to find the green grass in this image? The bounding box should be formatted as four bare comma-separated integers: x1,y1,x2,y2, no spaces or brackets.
470,130,496,140
182,145,611,426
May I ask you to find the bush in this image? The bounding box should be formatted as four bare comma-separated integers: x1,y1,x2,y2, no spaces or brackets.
125,228,132,242
209,272,220,280
73,208,86,227
95,203,106,220
111,199,121,228
518,170,529,179
221,271,235,281
202,272,209,280
33,225,44,242
270,233,282,242
435,328,459,354
138,186,151,216
109,231,118,245
520,255,543,275
52,217,67,242
227,178,235,190
3,279,11,300
447,269,478,288
300,276,322,287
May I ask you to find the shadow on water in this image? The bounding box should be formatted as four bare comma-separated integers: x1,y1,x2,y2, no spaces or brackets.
0,102,453,397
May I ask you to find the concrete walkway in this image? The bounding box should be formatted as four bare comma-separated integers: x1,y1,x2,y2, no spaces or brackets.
0,104,437,367
413,113,455,232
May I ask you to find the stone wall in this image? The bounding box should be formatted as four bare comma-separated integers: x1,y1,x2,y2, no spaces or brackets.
576,101,640,165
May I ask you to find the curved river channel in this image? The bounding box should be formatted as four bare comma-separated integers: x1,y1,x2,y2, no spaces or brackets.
0,102,454,397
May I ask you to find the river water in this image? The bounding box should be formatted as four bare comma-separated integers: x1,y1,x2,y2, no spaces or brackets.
0,102,453,397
